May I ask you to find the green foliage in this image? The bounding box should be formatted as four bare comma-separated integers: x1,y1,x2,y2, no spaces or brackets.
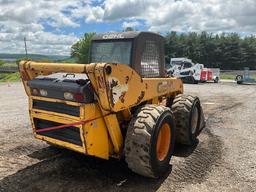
0,59,5,66
165,32,256,70
71,32,95,63
2,62,16,67
0,72,20,82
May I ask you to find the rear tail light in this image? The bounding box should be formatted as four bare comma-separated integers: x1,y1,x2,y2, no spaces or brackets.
74,93,84,102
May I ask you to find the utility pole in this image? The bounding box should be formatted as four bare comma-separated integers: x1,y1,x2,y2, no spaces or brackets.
24,37,28,59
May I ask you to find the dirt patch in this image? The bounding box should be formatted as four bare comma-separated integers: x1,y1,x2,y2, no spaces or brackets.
0,128,222,192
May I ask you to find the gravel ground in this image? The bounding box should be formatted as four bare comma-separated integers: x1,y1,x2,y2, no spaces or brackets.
0,82,255,192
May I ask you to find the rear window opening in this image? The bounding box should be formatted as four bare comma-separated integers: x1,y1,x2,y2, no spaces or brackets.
90,41,132,65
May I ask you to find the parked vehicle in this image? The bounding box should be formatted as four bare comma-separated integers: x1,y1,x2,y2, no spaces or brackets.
167,58,203,84
235,67,256,84
18,32,205,178
200,68,220,83
167,58,220,83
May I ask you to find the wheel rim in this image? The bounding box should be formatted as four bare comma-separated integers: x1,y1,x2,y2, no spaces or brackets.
156,123,171,161
191,106,199,134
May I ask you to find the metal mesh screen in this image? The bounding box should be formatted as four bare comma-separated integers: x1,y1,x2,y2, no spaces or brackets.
141,40,160,77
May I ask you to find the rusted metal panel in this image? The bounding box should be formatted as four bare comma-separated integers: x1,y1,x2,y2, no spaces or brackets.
102,63,183,112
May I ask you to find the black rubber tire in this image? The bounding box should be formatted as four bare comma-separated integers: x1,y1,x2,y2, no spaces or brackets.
236,75,243,84
189,75,195,84
190,76,198,84
193,79,199,84
235,75,243,81
171,94,201,145
124,104,175,178
214,77,219,83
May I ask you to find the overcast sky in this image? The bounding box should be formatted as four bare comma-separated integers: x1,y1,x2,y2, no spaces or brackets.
0,0,256,56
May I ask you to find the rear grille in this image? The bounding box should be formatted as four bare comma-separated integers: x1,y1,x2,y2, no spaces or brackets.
33,100,80,117
34,118,83,146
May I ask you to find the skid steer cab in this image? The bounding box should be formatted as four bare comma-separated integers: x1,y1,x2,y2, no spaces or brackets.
19,31,205,178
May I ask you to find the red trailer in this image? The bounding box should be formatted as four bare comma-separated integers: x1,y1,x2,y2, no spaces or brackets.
200,68,219,83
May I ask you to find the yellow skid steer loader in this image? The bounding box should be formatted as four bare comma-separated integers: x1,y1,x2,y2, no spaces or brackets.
19,31,205,178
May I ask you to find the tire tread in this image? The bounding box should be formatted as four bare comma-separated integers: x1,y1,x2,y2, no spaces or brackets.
125,104,171,178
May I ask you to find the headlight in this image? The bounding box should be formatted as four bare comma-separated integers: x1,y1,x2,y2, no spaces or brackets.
39,89,48,96
64,92,74,100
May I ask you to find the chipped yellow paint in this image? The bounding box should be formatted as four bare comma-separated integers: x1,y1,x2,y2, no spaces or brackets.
103,63,183,112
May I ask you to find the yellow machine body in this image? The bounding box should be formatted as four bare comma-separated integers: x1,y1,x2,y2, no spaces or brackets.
19,61,183,160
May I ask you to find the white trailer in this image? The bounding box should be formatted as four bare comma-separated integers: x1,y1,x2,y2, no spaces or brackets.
200,68,220,83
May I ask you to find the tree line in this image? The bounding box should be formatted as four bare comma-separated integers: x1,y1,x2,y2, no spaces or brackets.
71,31,256,70
165,31,256,70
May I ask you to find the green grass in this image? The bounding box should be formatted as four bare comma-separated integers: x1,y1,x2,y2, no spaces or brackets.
220,74,236,80
0,72,20,82
2,62,17,67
